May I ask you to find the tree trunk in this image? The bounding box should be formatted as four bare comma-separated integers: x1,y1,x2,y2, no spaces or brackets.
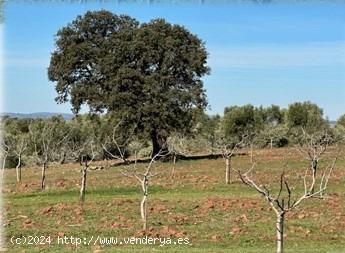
59,151,66,165
150,130,168,158
41,162,47,190
276,212,285,253
270,138,273,149
250,143,254,163
310,160,317,193
16,154,22,182
225,156,231,184
1,153,7,180
141,178,148,231
171,154,176,178
141,195,147,231
80,167,87,202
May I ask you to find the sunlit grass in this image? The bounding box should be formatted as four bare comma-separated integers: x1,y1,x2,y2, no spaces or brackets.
3,147,345,252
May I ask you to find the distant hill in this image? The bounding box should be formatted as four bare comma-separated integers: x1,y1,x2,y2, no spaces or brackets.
1,112,74,120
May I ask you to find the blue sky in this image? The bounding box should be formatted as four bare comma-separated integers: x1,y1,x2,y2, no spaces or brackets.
3,2,345,120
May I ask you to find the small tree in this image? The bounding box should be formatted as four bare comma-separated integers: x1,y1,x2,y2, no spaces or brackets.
2,118,31,182
192,111,221,154
0,138,9,180
29,117,67,190
99,115,136,163
236,152,337,253
295,129,332,193
78,141,96,202
12,135,27,183
261,124,288,149
216,117,247,184
65,116,100,201
217,136,245,185
223,104,264,164
167,133,188,178
122,149,168,231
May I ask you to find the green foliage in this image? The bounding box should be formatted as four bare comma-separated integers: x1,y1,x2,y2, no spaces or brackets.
264,104,284,125
191,110,221,153
256,124,289,148
2,117,30,168
48,10,210,155
221,104,289,149
286,101,327,132
336,114,345,128
28,116,68,163
65,115,100,161
223,104,264,143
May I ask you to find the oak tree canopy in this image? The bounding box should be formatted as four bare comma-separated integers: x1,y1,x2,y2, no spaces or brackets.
48,10,210,156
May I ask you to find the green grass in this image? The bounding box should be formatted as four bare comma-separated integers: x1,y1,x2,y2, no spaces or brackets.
3,147,345,252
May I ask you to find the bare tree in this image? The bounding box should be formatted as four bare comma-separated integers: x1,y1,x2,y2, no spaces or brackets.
122,149,168,231
221,140,245,184
100,119,136,164
263,124,288,149
215,133,246,184
68,137,92,202
167,133,187,178
0,139,9,180
78,141,96,202
236,154,337,253
64,117,100,202
29,119,67,190
296,129,332,193
32,131,52,191
3,129,29,183
13,136,27,183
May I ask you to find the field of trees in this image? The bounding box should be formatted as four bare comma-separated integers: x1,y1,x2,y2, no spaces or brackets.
2,10,345,253
2,101,345,253
2,146,344,253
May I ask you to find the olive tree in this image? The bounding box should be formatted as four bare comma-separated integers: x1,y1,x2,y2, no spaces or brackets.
336,114,345,128
286,101,327,135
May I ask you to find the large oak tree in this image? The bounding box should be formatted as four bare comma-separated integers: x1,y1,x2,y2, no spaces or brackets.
48,10,209,156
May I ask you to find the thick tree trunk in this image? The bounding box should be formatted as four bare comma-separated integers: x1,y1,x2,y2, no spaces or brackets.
16,154,22,182
41,162,47,190
150,130,168,158
141,178,148,231
80,167,87,202
276,212,285,253
225,156,231,184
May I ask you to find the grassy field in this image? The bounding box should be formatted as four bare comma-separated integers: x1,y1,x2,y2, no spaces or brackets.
3,147,345,253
